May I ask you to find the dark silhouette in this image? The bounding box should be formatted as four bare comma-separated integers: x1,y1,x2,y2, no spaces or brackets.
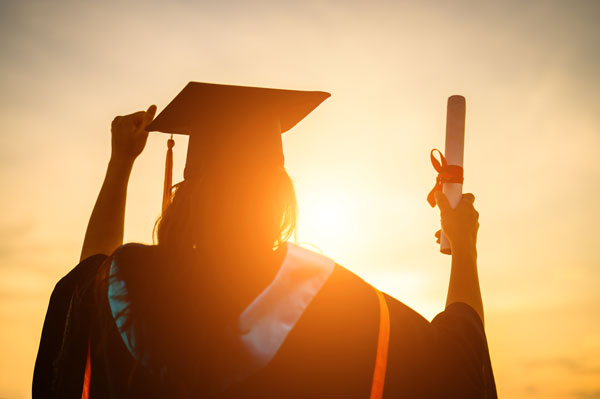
33,83,496,398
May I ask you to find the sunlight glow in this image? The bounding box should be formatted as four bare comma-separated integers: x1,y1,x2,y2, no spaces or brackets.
302,195,350,237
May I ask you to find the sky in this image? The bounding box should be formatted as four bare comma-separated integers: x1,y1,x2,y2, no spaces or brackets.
0,0,599,397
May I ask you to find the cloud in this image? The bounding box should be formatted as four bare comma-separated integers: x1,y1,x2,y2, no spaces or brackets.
0,290,49,301
524,357,600,375
571,389,600,399
0,220,35,261
525,384,538,394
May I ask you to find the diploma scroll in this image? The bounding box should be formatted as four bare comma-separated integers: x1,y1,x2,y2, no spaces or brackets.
440,96,466,254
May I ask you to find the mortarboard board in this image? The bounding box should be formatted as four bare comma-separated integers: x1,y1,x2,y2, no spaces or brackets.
145,82,331,215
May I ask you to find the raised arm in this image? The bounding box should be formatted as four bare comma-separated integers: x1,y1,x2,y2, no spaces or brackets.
79,105,156,262
434,191,484,325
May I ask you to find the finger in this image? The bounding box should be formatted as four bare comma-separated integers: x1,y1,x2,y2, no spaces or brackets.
128,111,146,120
462,193,475,204
435,230,441,238
123,111,146,130
111,115,123,129
144,104,157,125
434,192,450,213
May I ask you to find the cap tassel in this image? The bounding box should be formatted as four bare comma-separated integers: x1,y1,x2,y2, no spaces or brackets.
162,135,175,217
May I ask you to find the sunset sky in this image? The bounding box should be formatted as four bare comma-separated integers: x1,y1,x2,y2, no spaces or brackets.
1,1,599,397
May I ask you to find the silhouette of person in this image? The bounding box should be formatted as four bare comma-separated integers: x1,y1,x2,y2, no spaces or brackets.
33,83,496,398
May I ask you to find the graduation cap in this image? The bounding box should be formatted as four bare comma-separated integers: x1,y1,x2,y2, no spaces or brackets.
145,82,331,215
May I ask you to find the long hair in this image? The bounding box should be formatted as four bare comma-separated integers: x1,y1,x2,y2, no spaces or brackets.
156,164,297,254
97,163,298,394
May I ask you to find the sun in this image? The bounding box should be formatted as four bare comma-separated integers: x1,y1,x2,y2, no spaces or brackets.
295,188,358,256
304,199,345,233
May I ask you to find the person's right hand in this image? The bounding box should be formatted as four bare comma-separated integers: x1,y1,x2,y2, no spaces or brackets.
434,191,479,255
110,105,157,163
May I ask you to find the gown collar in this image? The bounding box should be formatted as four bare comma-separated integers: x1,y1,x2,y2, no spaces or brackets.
231,242,335,383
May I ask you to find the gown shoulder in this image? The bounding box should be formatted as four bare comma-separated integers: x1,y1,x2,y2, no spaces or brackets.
32,253,108,398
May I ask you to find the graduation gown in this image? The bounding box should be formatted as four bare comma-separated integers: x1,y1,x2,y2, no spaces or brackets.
33,243,497,398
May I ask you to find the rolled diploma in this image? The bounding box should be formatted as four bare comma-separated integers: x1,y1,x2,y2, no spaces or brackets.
440,95,466,254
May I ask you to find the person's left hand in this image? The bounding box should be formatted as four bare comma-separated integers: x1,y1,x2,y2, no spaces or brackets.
110,105,157,162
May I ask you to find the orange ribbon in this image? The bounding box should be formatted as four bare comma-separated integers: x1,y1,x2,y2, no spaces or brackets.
427,149,464,207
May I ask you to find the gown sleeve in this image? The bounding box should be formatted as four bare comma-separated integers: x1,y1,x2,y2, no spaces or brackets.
429,302,497,397
383,295,497,398
32,254,108,399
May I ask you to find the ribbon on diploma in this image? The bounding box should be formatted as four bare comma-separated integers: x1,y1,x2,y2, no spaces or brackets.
427,149,464,207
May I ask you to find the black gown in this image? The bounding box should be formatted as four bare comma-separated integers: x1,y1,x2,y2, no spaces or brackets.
33,245,497,398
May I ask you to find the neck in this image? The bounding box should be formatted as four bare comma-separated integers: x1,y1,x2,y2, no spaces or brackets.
194,242,288,316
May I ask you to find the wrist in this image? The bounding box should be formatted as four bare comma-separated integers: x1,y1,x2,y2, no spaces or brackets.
106,156,135,184
108,154,135,170
451,245,477,263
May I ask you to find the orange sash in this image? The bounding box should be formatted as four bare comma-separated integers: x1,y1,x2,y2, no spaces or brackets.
81,341,91,399
370,289,390,399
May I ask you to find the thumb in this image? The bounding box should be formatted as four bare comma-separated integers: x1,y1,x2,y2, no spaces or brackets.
434,191,450,213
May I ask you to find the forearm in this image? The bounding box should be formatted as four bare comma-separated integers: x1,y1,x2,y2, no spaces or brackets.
446,247,484,325
80,156,134,261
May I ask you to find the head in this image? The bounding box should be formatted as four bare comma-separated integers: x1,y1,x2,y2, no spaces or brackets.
155,114,297,259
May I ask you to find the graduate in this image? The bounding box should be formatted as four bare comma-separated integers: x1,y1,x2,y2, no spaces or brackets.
33,82,497,398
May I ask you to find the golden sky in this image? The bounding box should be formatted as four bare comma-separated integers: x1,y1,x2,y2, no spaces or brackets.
1,1,599,397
